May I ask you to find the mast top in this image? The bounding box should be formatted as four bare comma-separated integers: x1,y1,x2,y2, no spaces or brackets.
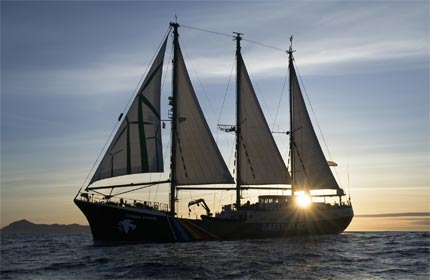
170,22,180,29
287,35,295,60
234,32,243,57
233,32,243,40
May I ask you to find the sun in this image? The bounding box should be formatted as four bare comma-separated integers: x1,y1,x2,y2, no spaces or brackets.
296,192,312,208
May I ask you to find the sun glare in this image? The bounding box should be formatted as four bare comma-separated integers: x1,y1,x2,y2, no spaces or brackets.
296,192,312,208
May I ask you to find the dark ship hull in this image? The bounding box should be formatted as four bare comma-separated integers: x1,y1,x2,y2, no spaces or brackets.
74,198,353,244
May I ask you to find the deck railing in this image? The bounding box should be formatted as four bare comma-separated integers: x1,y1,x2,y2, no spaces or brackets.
77,193,169,212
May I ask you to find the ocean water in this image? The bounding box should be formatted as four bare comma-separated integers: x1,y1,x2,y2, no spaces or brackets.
1,232,429,279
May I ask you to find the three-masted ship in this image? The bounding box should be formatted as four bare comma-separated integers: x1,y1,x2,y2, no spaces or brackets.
74,22,353,243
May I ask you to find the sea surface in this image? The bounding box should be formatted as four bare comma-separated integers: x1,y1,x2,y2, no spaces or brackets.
1,232,429,279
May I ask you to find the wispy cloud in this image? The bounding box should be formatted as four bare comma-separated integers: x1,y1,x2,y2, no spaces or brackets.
3,62,151,97
356,212,430,218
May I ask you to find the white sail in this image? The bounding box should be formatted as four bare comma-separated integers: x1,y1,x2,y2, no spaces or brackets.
174,45,234,185
89,38,167,185
238,55,292,185
290,63,339,190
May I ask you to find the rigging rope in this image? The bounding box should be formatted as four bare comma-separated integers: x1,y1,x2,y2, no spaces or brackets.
181,40,217,117
110,182,164,197
240,55,274,121
181,24,286,53
272,68,289,130
217,60,235,125
181,24,232,38
216,59,235,144
242,38,286,53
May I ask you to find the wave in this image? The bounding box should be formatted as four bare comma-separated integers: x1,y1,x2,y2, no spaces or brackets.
1,232,429,280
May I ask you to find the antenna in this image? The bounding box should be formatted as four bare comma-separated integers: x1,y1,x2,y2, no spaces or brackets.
287,35,296,56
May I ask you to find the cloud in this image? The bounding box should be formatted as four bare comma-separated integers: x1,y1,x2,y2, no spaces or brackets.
356,212,430,218
181,1,429,77
3,62,151,97
352,214,430,231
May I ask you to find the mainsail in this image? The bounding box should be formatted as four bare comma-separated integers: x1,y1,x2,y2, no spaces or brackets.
89,38,167,185
290,62,339,190
237,54,292,185
174,44,234,185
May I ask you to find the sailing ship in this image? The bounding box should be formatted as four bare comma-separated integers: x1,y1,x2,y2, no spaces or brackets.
74,22,353,243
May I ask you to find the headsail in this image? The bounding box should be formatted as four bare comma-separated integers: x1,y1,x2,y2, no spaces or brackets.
89,38,167,185
237,55,292,185
174,44,234,185
290,62,339,190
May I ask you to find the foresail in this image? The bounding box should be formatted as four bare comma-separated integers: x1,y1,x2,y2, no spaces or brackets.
290,63,339,190
238,55,291,185
89,38,167,185
174,45,234,185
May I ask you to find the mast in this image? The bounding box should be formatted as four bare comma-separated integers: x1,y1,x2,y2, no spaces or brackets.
170,22,179,216
288,35,295,193
234,32,243,209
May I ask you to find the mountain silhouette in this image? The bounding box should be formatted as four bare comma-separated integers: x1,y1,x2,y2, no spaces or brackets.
1,219,90,234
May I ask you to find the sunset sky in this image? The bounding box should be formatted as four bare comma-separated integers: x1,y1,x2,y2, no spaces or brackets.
1,1,429,231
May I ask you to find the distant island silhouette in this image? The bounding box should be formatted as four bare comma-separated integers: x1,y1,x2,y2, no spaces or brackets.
1,219,90,234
